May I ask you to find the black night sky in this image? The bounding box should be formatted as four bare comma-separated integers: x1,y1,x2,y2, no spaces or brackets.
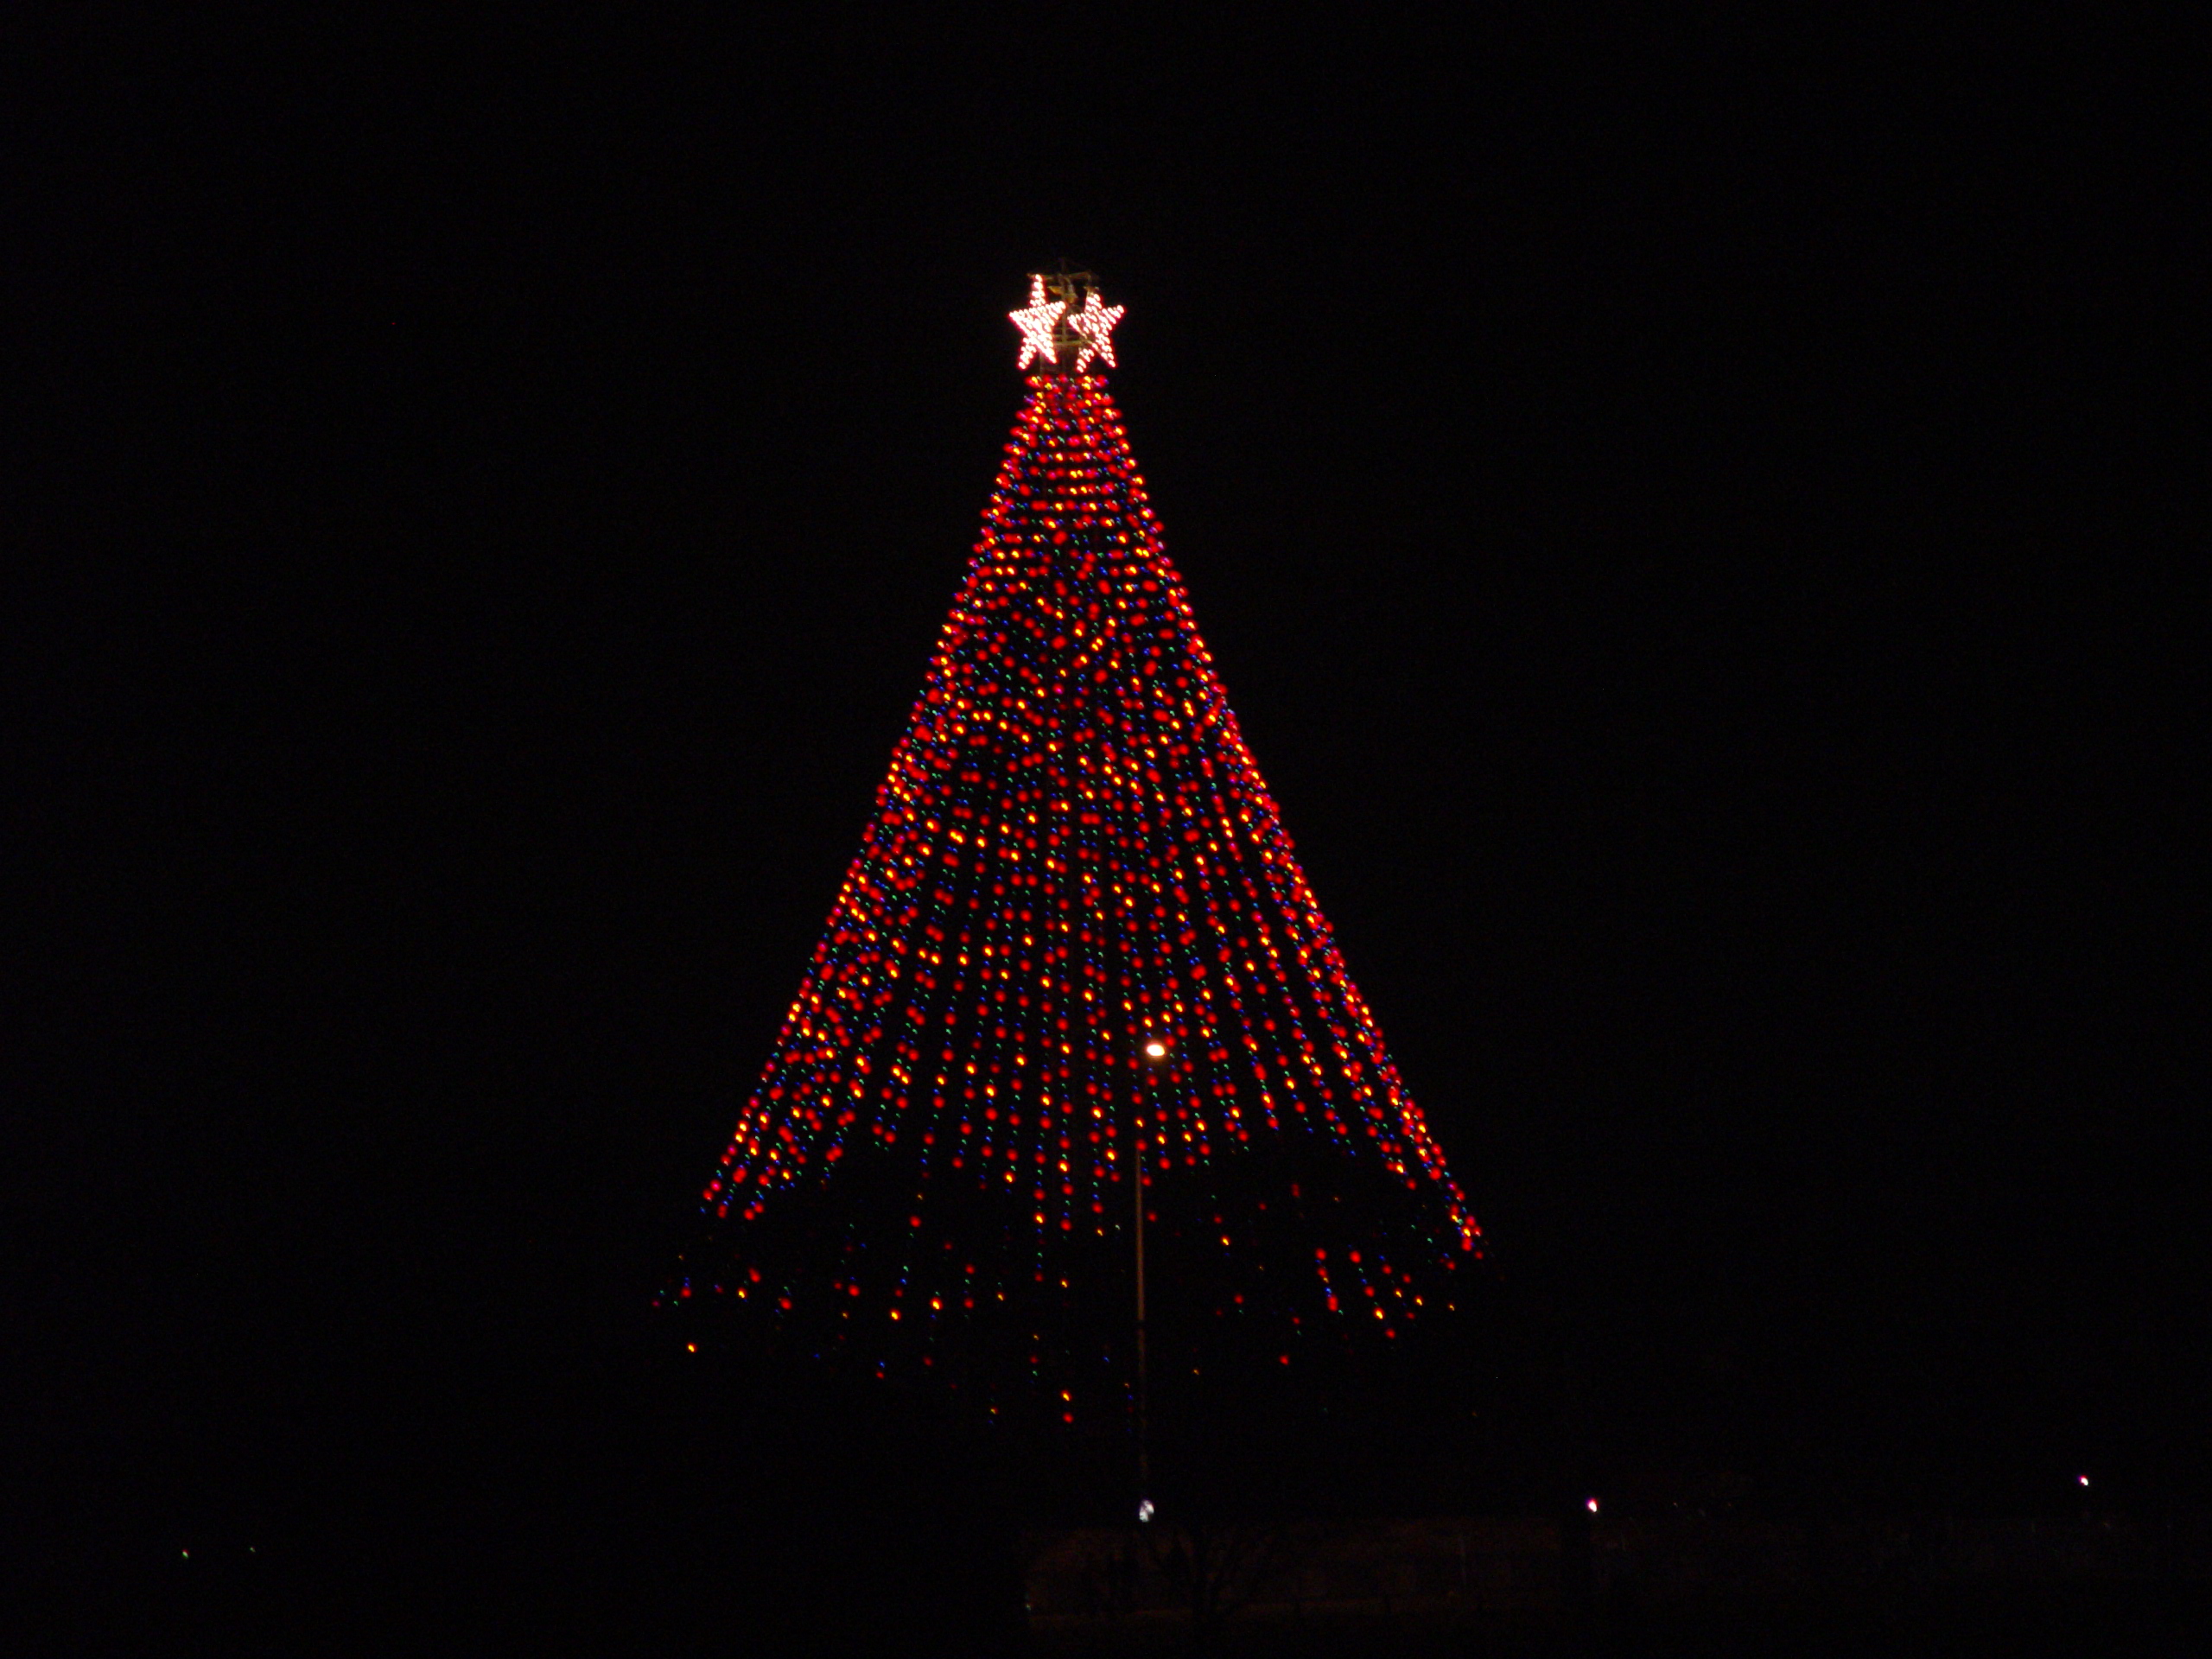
10,12,2195,1653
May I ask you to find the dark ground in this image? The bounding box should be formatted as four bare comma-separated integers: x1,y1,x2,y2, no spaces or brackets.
1028,1596,2212,1659
7,11,2199,1655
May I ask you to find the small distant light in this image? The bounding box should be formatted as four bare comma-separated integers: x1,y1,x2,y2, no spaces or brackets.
1137,1497,1155,1523
2078,1474,2091,1488
1586,1497,1600,1514
181,1549,190,1559
686,1342,697,1353
1144,1041,1166,1058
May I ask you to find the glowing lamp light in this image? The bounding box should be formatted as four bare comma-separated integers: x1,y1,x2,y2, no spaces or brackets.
2078,1474,2091,1488
1143,1040,1166,1059
1137,1497,1156,1524
1586,1497,1600,1515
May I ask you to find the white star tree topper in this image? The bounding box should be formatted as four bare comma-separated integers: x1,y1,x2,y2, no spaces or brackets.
1065,289,1126,372
1008,276,1066,369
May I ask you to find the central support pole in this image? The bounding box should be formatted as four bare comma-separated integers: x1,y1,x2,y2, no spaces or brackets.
1135,1038,1165,1522
1135,1118,1150,1517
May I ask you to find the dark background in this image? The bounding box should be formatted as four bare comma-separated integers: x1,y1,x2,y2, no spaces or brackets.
9,10,2196,1651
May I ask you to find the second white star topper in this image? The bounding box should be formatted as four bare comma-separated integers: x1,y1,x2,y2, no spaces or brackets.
1065,290,1125,372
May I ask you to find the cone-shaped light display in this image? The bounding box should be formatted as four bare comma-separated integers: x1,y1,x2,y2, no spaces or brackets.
666,278,1480,1422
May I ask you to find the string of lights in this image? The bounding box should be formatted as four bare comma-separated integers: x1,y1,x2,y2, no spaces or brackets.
664,280,1480,1424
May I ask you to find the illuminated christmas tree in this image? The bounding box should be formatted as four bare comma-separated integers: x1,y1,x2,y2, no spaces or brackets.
666,274,1481,1440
